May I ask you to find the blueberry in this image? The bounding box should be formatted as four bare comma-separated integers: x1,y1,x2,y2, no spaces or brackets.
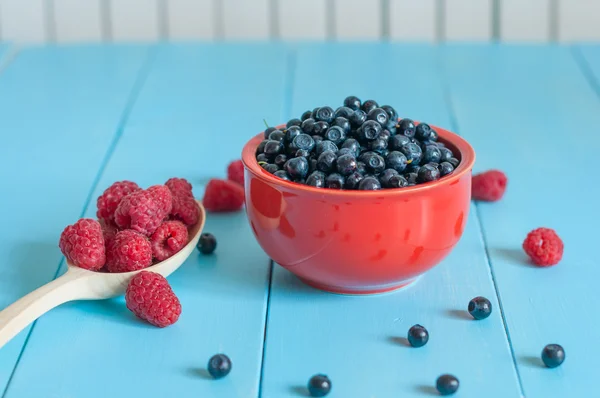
439,147,454,162
317,151,337,173
264,140,284,157
448,157,460,168
379,169,399,188
344,95,361,111
313,121,330,136
407,324,429,347
301,110,313,121
379,129,391,141
361,99,379,114
285,157,309,180
436,374,459,395
358,120,382,141
274,154,288,168
349,109,367,127
428,162,440,170
389,135,411,150
379,148,390,158
430,129,439,141
388,175,408,188
269,129,285,142
368,137,388,154
336,153,357,176
262,163,279,174
274,170,291,181
415,123,433,141
397,118,416,138
256,153,268,163
367,107,389,126
385,151,408,173
423,145,442,164
308,158,318,173
197,233,217,254
316,140,338,156
295,149,310,158
356,161,367,175
312,135,324,144
332,116,351,133
256,140,268,154
285,126,302,143
381,105,398,124
314,106,334,123
417,163,440,183
341,138,361,157
334,106,354,119
400,143,422,165
325,126,346,145
345,171,364,189
326,173,345,189
358,176,381,190
306,171,326,188
207,354,232,379
264,126,276,139
287,118,302,128
439,161,454,176
468,296,492,320
301,118,316,134
436,141,445,148
363,152,385,175
406,164,421,174
292,134,315,152
308,374,331,397
404,172,417,184
542,344,565,368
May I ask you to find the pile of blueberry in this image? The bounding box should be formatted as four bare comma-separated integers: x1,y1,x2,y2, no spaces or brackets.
255,96,460,190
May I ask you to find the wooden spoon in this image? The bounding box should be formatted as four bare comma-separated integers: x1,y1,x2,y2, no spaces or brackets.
0,201,206,349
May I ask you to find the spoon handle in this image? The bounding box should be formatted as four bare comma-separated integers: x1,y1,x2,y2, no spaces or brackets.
0,268,90,349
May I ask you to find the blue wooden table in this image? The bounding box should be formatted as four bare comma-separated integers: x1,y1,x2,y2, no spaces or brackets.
0,42,598,398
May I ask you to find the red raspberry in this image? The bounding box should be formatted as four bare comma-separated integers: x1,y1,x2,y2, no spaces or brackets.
100,220,119,250
151,221,189,261
59,219,106,271
114,190,164,236
171,195,200,226
522,228,564,267
472,170,507,202
96,181,141,225
166,177,194,198
147,185,173,218
203,179,245,212
125,271,181,327
227,160,244,186
106,230,152,273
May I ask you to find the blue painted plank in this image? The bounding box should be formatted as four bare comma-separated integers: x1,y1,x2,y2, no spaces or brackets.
0,45,151,394
4,44,288,398
442,44,600,397
260,44,522,398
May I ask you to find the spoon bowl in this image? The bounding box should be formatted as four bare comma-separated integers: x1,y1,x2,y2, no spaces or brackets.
0,201,205,349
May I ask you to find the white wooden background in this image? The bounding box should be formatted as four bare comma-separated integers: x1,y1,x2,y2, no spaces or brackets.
0,0,599,43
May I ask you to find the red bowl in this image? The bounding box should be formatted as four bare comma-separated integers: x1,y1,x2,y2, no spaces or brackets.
241,123,476,295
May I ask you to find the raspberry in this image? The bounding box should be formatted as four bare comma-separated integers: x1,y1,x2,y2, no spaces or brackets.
151,221,189,261
227,160,244,186
147,185,173,218
106,230,153,273
96,181,141,225
522,228,564,267
166,177,193,198
171,195,200,226
203,179,245,212
125,271,181,327
59,219,106,271
472,170,507,202
114,190,164,236
100,220,119,250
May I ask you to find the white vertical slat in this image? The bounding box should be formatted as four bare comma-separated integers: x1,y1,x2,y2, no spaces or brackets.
110,0,160,41
222,0,270,39
278,0,326,39
389,0,436,42
500,0,550,41
166,0,215,39
54,0,103,42
558,0,600,42
444,0,492,41
0,0,47,43
334,0,382,40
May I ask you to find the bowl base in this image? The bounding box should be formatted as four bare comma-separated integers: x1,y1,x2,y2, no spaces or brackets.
298,276,420,295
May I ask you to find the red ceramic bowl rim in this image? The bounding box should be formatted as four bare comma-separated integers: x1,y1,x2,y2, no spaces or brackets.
241,122,476,197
